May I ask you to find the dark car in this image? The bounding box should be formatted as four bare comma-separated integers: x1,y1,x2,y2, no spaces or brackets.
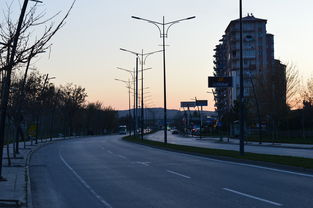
171,129,179,134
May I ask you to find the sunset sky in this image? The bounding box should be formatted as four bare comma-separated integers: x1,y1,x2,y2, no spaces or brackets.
2,0,313,111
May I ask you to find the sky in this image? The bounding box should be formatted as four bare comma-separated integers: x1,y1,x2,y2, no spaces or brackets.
2,0,313,111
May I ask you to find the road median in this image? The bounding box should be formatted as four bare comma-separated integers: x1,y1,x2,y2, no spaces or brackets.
123,136,313,171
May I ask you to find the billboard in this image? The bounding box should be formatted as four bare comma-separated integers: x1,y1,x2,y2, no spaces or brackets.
180,101,196,108
196,100,208,106
208,76,232,88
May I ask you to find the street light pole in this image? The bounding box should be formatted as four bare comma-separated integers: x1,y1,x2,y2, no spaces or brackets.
239,0,245,155
115,78,132,136
128,80,131,136
117,67,135,135
140,50,162,140
117,66,150,136
120,48,140,137
162,16,167,143
120,48,161,139
135,55,139,136
131,15,195,144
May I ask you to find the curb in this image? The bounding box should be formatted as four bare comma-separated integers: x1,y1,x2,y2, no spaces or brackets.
25,141,51,208
23,136,92,208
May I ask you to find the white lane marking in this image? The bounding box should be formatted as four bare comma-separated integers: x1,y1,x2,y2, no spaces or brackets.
166,170,191,179
107,150,113,154
222,161,313,178
223,188,283,207
117,154,127,159
137,144,313,178
135,161,150,166
59,152,113,208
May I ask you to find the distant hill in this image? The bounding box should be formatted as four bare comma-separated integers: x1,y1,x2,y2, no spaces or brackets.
117,108,216,120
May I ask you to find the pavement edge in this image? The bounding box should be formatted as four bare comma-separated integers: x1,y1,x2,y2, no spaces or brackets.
23,136,93,208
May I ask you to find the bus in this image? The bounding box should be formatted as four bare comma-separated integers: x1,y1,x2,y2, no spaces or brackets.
118,125,127,135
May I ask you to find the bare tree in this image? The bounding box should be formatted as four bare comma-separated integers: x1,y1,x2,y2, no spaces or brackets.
302,76,313,107
285,63,301,109
0,0,76,179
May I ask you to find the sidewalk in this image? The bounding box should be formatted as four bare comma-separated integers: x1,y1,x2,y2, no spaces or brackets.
191,135,313,149
145,131,313,159
0,137,68,208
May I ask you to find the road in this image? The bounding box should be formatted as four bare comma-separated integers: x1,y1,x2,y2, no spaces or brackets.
30,135,313,208
146,131,313,159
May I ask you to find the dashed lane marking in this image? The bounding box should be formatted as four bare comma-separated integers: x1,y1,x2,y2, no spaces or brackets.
166,170,191,179
223,188,283,207
59,151,113,208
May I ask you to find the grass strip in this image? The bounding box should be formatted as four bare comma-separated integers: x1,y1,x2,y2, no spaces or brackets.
123,136,313,170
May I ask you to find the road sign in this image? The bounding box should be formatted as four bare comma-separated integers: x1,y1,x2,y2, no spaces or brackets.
196,100,208,106
208,76,232,88
28,124,37,137
180,101,196,108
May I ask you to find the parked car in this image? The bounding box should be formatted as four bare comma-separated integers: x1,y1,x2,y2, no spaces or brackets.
171,129,179,134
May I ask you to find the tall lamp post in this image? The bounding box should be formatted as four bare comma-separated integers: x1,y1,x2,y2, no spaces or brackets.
239,0,245,155
120,48,139,137
115,78,132,136
131,15,195,144
120,48,161,140
117,67,136,135
117,66,151,135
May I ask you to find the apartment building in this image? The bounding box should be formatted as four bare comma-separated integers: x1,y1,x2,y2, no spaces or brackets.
213,14,286,119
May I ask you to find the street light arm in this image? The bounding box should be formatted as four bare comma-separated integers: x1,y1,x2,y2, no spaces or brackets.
131,16,162,25
117,67,134,77
139,67,152,72
165,22,180,37
165,16,195,36
143,50,163,64
120,48,138,56
131,16,163,38
164,16,196,25
117,67,132,73
114,78,127,83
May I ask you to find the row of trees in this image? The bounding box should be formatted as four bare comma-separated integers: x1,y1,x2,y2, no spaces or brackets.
0,0,77,179
220,62,313,141
7,71,118,141
0,0,118,179
2,70,119,173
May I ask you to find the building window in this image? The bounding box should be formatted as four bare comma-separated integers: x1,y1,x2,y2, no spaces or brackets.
232,50,237,57
245,35,253,41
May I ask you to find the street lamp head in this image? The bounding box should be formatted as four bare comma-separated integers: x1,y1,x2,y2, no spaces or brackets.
30,0,43,3
131,16,141,20
120,48,138,56
186,16,196,20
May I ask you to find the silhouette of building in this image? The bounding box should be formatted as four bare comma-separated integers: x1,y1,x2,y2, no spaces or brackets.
213,14,286,121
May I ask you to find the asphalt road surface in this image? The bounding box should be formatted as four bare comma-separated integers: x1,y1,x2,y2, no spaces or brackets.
30,135,313,208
